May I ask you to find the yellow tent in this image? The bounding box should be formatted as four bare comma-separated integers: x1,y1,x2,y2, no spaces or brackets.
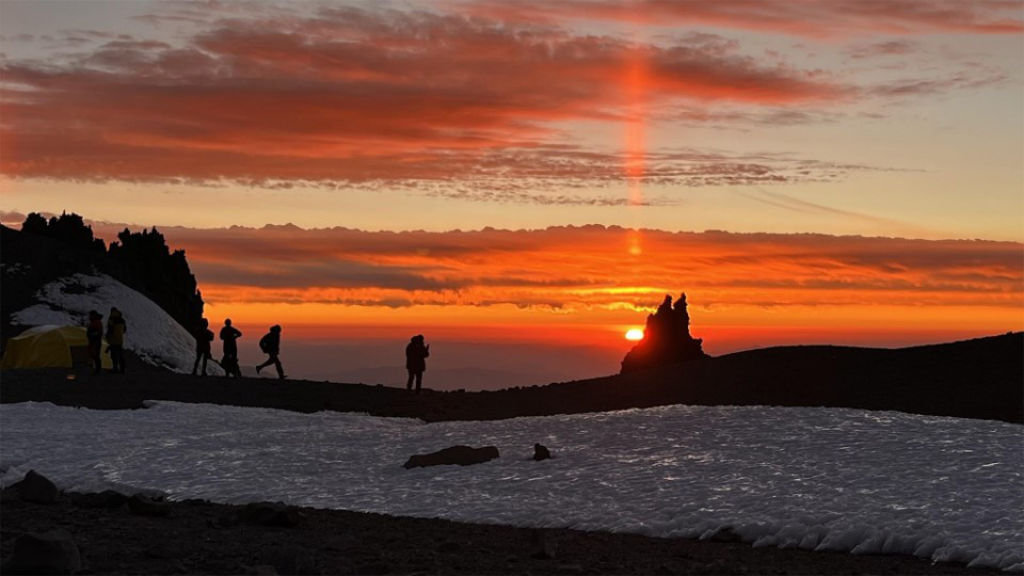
1,325,112,370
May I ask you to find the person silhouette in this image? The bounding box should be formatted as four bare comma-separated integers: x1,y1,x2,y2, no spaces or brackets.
256,325,285,379
86,310,103,375
105,307,127,374
219,318,242,378
405,334,430,393
192,318,214,377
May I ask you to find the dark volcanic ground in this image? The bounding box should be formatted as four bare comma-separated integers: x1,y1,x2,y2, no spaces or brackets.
2,333,1020,574
0,487,1000,575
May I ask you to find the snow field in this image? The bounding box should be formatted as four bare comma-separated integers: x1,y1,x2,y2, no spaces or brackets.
1,402,1020,570
11,273,220,374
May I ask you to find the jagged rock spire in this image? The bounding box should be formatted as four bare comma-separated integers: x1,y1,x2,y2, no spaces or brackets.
621,292,705,373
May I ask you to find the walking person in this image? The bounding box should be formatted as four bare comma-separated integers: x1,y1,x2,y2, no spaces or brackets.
405,334,430,393
105,307,127,373
219,318,242,378
256,325,285,379
192,318,214,377
86,310,104,375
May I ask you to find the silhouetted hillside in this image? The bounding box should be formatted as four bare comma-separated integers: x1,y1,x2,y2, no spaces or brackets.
1,215,204,335
3,333,1020,423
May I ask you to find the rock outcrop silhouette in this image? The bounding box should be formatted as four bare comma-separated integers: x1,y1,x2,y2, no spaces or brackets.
621,293,706,373
4,213,205,336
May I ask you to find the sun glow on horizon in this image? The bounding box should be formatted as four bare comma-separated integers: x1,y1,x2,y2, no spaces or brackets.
625,328,645,341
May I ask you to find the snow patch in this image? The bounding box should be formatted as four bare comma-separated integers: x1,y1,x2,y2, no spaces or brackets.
10,272,218,374
1,402,1020,570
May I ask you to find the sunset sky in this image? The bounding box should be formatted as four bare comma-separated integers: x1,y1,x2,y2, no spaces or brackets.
2,1,1022,386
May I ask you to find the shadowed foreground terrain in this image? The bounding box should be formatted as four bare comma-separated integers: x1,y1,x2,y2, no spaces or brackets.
0,487,999,575
2,332,1021,423
2,334,1019,574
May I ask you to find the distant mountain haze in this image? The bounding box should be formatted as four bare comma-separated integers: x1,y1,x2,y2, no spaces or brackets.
239,339,618,390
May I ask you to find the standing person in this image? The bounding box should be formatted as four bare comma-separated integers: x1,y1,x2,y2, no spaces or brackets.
105,307,127,374
192,318,214,377
86,310,104,375
256,325,285,379
219,318,242,378
405,334,430,393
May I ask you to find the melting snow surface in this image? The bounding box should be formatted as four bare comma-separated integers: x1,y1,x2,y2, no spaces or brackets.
10,273,217,374
1,402,1020,571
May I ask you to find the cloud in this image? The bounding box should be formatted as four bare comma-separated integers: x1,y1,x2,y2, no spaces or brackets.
736,188,916,229
2,3,1013,201
79,221,1023,311
0,6,856,194
848,40,918,59
869,71,1009,97
457,1,1024,37
197,259,460,291
0,209,29,227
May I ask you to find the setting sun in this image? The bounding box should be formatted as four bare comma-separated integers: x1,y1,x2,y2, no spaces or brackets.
625,328,644,341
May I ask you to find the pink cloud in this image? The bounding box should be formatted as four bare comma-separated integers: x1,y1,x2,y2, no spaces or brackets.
458,0,1024,37
0,7,852,191
1,4,1013,195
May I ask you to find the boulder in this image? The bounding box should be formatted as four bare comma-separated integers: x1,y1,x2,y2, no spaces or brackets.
71,489,129,509
403,445,500,469
10,470,59,504
238,502,302,527
533,443,551,461
3,529,81,575
705,526,742,543
127,493,171,517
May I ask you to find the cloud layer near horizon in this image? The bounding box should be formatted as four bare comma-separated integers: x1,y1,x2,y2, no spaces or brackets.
458,0,1024,36
73,221,1022,314
2,2,1017,200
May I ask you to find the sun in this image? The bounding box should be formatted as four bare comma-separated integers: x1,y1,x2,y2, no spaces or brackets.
625,328,644,341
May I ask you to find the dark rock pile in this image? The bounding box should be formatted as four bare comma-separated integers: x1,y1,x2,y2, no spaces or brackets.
9,469,59,504
4,213,205,336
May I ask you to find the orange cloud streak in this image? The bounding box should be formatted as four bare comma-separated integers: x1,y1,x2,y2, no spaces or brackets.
81,222,1024,352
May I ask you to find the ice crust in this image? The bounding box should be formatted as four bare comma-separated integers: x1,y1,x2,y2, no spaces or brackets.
10,273,217,374
1,401,1020,570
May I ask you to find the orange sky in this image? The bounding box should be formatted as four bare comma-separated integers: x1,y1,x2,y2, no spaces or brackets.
1,1,1022,381
70,221,1021,355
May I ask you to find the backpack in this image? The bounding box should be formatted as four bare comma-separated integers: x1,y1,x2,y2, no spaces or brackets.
259,334,270,353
